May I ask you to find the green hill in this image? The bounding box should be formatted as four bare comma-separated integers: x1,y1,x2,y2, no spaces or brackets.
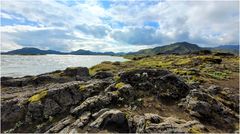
128,42,201,55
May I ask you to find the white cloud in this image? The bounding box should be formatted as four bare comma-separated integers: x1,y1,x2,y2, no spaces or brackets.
1,0,239,52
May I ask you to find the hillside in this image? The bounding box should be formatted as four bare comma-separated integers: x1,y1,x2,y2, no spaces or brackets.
211,45,239,55
1,48,121,56
1,47,64,55
128,42,201,55
70,49,115,55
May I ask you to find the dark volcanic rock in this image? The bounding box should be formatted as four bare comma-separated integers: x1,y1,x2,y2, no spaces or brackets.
43,98,62,117
63,67,89,77
178,89,238,130
1,77,33,87
1,99,26,131
119,69,190,100
129,113,206,133
70,93,116,117
2,66,237,133
26,101,44,123
90,109,129,132
92,71,114,79
45,116,74,133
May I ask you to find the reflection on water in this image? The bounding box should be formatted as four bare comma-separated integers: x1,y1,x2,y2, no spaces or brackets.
1,55,127,77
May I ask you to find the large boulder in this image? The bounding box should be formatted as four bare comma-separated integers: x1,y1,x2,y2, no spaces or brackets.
178,89,238,131
70,93,116,117
1,99,26,131
45,116,74,133
128,113,207,133
1,77,33,87
43,98,62,117
25,101,44,123
63,67,89,77
144,117,206,133
90,109,129,132
72,112,91,128
92,71,114,79
119,69,190,100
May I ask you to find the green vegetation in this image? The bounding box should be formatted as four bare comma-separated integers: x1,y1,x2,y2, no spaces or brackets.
79,84,87,91
28,90,48,103
90,54,239,84
115,82,126,89
129,42,201,55
188,127,201,133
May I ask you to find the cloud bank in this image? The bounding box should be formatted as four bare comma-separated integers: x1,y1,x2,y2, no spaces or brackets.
1,0,239,52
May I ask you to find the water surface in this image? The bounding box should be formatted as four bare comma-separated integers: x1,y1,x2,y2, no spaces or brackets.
1,55,127,77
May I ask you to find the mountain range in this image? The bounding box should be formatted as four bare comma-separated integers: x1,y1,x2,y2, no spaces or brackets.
1,42,239,55
1,48,124,56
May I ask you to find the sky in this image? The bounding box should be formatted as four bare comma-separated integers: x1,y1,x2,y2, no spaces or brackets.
1,0,239,52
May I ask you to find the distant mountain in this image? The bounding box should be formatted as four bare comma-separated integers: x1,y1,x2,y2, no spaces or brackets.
128,42,201,55
1,47,64,55
210,45,239,55
70,49,116,55
1,47,124,56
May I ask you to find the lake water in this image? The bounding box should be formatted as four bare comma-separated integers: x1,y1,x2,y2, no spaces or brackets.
1,55,127,78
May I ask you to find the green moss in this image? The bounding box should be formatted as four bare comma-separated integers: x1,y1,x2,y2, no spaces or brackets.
188,127,201,133
175,58,192,66
79,85,86,91
114,75,121,82
115,82,126,89
89,55,238,84
28,90,48,103
111,91,120,96
207,71,229,80
145,120,151,127
90,62,119,75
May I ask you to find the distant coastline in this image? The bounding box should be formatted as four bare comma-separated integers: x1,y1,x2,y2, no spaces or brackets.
1,42,238,56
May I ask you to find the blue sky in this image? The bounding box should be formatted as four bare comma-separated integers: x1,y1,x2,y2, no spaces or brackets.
1,0,239,52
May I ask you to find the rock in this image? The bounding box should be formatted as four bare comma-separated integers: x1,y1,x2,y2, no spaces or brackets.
33,75,55,85
92,108,110,119
207,85,221,95
214,52,234,57
203,57,222,64
90,109,129,132
144,117,206,133
133,115,146,133
26,101,44,123
45,116,74,133
92,71,114,79
47,81,86,107
1,77,33,87
1,99,26,131
119,69,170,86
71,93,114,117
119,69,190,100
112,61,121,65
43,98,62,117
72,112,91,128
129,113,206,133
157,74,190,99
63,67,89,77
144,113,163,124
1,76,13,81
179,89,238,129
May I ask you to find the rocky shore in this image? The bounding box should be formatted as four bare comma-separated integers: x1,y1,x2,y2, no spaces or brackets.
1,66,239,133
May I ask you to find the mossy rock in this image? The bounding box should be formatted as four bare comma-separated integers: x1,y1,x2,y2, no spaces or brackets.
188,127,201,133
79,85,86,91
28,90,48,103
115,82,126,89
